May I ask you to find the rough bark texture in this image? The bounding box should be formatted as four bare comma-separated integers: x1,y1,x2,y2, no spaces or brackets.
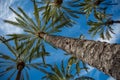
39,33,120,79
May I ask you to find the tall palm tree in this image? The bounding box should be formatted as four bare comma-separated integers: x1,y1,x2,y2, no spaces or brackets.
88,18,120,40
39,56,93,80
38,32,120,79
0,36,49,80
36,0,83,27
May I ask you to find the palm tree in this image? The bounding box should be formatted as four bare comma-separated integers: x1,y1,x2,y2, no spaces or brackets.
38,32,120,79
78,0,117,19
4,0,68,51
0,36,49,80
36,0,83,27
88,18,120,40
39,56,93,80
77,0,119,40
3,0,70,67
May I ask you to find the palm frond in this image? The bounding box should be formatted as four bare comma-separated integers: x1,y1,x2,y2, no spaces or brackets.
9,7,25,21
0,66,15,77
0,52,15,62
7,34,31,41
18,7,39,31
4,20,23,28
52,64,63,79
48,19,69,34
88,20,114,40
33,0,41,29
8,69,17,80
39,56,90,80
0,39,17,57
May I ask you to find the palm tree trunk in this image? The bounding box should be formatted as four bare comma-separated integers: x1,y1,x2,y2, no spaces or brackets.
16,61,25,80
16,69,22,80
39,32,120,79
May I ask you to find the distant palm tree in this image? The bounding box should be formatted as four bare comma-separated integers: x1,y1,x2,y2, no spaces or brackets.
39,56,92,80
0,36,49,80
36,0,83,27
78,0,117,19
88,18,120,39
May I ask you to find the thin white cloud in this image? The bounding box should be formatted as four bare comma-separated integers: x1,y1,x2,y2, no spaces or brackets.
0,21,23,35
0,0,13,18
0,0,24,35
0,14,23,35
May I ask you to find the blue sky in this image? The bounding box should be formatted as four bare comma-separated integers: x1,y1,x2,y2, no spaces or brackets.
0,0,120,80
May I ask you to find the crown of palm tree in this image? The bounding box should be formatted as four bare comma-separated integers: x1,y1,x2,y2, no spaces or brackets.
39,56,90,80
76,0,118,39
4,0,69,50
0,37,49,80
88,18,117,40
78,0,117,19
37,0,83,27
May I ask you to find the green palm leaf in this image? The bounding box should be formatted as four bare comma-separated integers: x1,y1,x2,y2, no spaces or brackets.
7,34,32,41
0,52,15,61
0,37,17,57
0,66,15,77
38,0,80,27
4,20,22,28
8,69,17,80
88,19,114,40
33,0,41,29
9,7,25,21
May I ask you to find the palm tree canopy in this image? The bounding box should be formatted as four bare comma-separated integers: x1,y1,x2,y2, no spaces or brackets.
37,0,83,27
79,0,117,19
39,56,90,80
88,18,120,40
4,0,69,55
0,36,48,80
